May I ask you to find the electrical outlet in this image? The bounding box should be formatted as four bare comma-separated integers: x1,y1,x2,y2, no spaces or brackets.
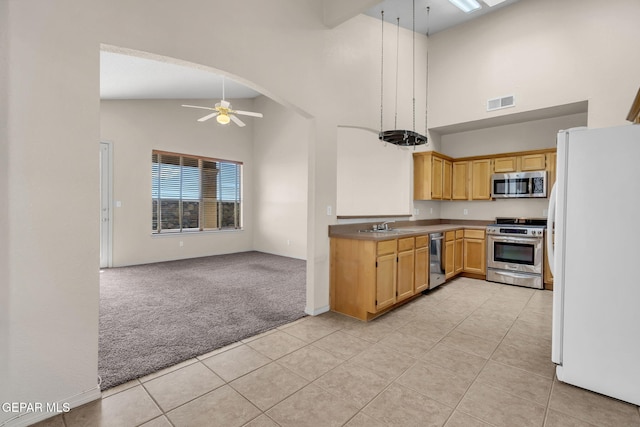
326,205,332,216
414,208,420,215
463,209,468,215
287,239,291,246
179,241,184,247
430,208,433,214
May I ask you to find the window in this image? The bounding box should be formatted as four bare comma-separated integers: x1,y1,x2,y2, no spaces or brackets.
152,151,242,233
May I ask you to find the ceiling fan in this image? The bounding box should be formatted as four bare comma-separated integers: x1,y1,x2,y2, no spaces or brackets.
182,76,263,127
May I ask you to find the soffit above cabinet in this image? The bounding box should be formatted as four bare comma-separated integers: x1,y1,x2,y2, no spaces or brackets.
430,101,588,135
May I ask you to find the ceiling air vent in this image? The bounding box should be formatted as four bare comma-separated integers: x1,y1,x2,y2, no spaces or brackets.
487,95,515,111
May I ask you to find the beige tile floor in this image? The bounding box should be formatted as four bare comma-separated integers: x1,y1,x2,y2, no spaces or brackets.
34,277,640,427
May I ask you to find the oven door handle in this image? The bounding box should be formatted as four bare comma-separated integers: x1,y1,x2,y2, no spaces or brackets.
489,236,540,244
493,270,537,279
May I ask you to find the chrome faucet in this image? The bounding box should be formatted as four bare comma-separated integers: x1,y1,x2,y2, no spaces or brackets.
375,220,395,231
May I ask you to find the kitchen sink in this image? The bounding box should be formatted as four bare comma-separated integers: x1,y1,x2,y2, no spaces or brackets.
358,229,414,234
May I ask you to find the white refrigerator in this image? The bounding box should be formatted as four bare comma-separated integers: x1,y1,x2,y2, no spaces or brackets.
547,124,640,406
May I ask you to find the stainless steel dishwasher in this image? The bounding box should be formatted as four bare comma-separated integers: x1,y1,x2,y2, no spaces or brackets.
429,232,445,289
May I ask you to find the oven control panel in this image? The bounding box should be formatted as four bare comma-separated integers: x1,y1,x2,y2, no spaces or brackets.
486,226,545,237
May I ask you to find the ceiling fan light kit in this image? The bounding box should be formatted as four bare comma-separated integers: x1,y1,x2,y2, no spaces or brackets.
378,1,428,147
216,114,231,125
182,76,263,127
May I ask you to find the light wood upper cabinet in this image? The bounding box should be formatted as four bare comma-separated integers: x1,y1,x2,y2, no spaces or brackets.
443,160,452,200
452,161,468,200
520,153,546,171
431,156,443,199
494,154,545,173
471,159,492,200
414,149,554,201
413,152,453,200
546,152,557,194
493,156,517,173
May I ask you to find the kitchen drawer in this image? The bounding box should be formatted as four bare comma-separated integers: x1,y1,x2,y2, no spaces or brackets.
455,229,464,239
377,240,397,256
464,229,485,239
445,231,455,242
398,237,415,252
415,235,429,248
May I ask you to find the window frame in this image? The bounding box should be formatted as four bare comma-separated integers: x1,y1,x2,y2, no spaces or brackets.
152,150,243,234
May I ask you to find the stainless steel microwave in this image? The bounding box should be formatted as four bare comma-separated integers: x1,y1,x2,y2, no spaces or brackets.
491,171,547,198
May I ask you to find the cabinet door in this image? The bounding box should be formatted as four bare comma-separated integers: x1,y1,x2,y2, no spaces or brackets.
546,152,557,196
431,156,443,199
452,161,468,200
463,238,486,274
413,153,429,200
376,253,397,310
443,159,452,200
471,159,492,200
520,154,546,171
445,240,455,279
455,238,464,274
414,246,429,293
493,157,517,173
397,250,415,301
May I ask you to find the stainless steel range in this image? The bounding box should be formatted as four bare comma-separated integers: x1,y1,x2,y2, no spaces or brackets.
486,218,546,289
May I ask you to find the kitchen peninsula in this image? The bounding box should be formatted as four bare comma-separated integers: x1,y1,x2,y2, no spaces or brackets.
329,220,488,321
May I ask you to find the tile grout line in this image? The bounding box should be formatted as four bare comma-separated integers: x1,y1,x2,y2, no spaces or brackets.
440,286,541,426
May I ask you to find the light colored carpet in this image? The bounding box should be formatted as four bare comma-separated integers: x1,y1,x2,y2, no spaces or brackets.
99,251,306,390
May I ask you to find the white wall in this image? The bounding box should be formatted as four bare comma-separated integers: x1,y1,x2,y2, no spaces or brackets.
439,113,587,159
4,0,640,423
428,0,640,129
100,99,256,266
252,96,308,259
3,2,102,423
336,127,413,217
0,0,9,406
4,3,423,423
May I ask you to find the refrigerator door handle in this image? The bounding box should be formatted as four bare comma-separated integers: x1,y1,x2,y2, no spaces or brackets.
546,183,556,275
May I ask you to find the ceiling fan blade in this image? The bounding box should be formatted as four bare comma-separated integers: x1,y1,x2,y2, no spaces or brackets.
229,114,246,127
182,104,216,111
197,112,220,122
220,100,231,109
233,110,263,118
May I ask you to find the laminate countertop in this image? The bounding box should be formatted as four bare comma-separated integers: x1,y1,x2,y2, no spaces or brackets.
329,223,487,241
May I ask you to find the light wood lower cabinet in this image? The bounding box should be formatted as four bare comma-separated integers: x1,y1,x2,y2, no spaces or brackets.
397,237,415,302
414,236,429,293
445,231,455,279
454,230,464,275
330,236,426,321
330,229,487,321
463,229,486,275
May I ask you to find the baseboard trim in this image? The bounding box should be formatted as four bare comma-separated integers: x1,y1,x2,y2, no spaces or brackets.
304,305,330,316
2,385,102,427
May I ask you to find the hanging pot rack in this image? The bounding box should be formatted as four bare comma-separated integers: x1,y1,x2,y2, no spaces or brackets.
378,1,429,147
